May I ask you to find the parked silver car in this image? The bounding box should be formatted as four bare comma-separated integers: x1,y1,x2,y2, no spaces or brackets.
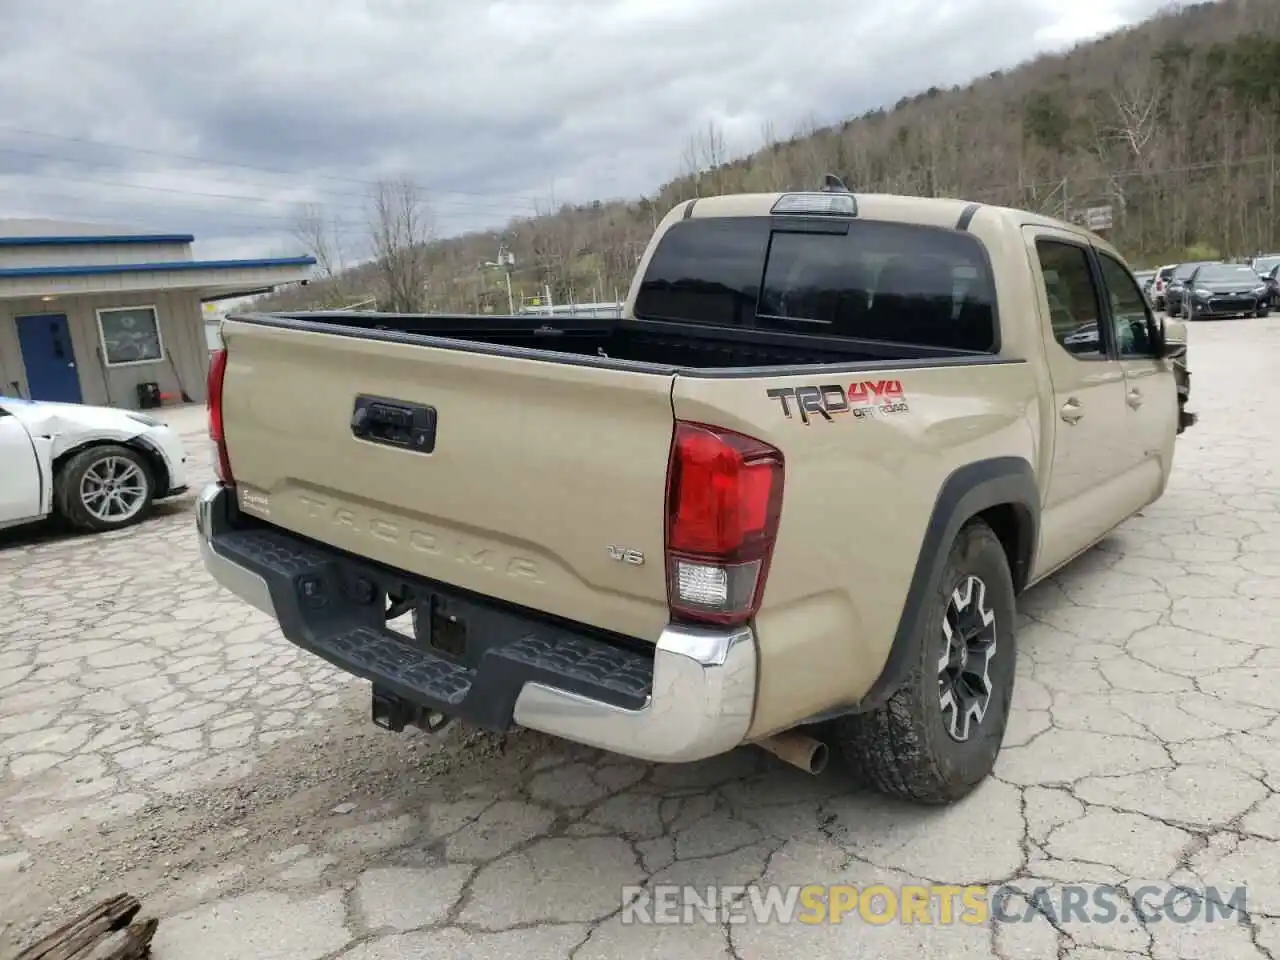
1150,264,1177,311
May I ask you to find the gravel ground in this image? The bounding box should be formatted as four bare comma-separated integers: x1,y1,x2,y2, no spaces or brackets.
2,317,1280,959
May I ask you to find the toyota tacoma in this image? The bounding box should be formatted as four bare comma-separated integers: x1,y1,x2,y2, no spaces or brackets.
196,187,1194,803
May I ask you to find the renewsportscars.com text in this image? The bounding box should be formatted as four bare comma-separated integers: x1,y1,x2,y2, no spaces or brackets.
620,883,1248,927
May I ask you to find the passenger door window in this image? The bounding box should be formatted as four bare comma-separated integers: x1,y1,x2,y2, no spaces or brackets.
1034,240,1107,359
1096,254,1156,358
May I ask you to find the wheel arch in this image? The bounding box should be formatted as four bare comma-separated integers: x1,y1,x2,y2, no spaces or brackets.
836,456,1039,717
52,436,171,495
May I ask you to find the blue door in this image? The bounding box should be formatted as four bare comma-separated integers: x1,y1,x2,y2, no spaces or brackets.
16,314,82,403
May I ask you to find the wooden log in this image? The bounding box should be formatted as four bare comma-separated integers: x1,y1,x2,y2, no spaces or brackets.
81,919,158,960
13,895,144,960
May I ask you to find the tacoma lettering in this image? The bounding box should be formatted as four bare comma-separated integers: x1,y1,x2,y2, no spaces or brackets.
293,494,544,581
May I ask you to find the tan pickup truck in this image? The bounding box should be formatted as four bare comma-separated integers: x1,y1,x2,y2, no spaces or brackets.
197,187,1194,804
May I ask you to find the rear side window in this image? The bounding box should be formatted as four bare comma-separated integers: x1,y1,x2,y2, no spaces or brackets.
634,216,997,352
1035,239,1105,359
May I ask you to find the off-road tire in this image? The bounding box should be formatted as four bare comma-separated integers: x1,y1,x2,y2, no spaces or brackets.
830,520,1017,804
54,444,155,533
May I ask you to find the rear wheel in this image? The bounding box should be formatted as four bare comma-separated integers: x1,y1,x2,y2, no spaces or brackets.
54,444,155,533
830,520,1017,804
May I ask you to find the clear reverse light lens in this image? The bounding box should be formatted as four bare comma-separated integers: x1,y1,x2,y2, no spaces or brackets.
675,561,728,607
771,192,856,215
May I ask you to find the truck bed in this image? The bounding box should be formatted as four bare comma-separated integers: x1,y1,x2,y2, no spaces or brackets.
235,310,995,373
213,306,1011,647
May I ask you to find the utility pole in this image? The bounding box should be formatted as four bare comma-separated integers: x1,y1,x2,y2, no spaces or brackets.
484,245,517,315
498,245,515,315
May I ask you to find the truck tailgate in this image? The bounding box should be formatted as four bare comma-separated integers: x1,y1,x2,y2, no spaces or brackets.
218,319,676,642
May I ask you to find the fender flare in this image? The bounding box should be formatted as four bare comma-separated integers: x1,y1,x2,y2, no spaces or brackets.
845,456,1040,715
51,435,173,499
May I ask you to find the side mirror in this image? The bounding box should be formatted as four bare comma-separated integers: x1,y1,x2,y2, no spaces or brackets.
1160,316,1189,361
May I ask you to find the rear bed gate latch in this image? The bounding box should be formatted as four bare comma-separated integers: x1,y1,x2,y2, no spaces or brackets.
350,395,437,452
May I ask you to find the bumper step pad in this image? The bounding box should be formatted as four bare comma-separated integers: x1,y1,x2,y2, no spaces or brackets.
212,527,654,731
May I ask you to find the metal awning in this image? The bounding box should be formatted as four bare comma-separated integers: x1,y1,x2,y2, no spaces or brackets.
0,256,316,301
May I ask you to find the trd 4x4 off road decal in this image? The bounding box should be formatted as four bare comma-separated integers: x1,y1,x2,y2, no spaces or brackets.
767,379,910,425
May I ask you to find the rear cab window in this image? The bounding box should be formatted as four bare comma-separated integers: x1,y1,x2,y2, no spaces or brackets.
633,216,999,352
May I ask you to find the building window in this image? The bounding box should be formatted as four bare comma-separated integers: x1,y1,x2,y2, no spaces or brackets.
97,306,164,366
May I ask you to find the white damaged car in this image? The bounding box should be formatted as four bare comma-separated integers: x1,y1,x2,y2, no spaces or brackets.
0,397,188,533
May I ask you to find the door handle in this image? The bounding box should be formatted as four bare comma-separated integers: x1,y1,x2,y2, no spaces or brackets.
1127,388,1143,409
1060,398,1084,424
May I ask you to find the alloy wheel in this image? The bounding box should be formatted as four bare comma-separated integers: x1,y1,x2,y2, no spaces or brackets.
937,575,998,742
80,456,149,524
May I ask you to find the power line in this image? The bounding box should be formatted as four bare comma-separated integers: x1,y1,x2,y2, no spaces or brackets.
0,153,537,216
0,187,514,240
0,145,537,216
0,167,368,210
0,123,542,201
959,154,1278,200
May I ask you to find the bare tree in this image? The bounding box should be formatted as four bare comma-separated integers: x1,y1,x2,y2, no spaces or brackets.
292,203,346,280
677,120,732,197
367,176,435,313
698,120,728,169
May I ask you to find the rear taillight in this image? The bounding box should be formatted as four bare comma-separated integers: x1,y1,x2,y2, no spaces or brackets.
665,421,784,626
207,348,234,485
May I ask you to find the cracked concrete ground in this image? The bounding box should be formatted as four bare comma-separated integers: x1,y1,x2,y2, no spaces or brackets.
2,317,1279,959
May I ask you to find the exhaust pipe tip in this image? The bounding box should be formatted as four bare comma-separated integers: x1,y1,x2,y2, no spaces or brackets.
756,731,830,775
808,740,830,775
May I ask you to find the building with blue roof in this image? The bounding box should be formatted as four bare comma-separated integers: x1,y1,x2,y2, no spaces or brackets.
0,219,315,407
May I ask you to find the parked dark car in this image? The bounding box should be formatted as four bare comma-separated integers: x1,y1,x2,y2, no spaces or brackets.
1164,261,1218,316
1259,263,1280,308
1180,262,1271,320
1249,253,1280,278
1135,269,1156,302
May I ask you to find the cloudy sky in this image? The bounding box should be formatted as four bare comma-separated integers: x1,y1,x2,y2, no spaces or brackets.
0,0,1184,261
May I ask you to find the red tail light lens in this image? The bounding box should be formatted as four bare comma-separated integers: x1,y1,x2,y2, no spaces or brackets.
665,421,784,626
207,348,234,485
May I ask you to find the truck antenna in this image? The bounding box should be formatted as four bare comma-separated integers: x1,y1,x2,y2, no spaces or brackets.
821,174,851,193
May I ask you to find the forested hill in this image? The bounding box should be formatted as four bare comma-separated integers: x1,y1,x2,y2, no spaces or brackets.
260,0,1280,314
